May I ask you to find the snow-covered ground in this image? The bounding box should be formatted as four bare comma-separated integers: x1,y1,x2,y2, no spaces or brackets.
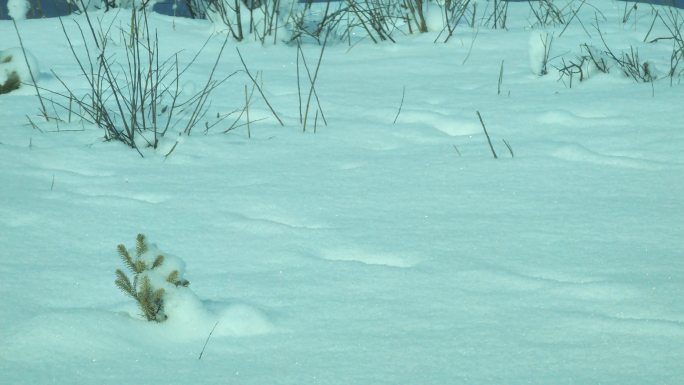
1,1,683,384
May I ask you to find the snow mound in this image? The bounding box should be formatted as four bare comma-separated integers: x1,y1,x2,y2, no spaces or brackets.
424,2,446,32
115,239,275,339
215,304,275,336
529,32,551,76
0,302,274,365
160,294,275,339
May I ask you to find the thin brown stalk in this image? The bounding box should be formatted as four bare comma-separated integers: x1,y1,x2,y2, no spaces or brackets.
393,86,405,124
303,29,330,132
236,47,284,126
12,20,48,121
476,111,498,159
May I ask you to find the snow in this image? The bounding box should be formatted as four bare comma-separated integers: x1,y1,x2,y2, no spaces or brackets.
528,32,550,75
0,1,683,384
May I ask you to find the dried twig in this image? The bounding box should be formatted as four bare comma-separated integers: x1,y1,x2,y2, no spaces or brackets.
236,47,284,126
476,111,498,159
12,20,48,121
393,86,405,124
198,321,220,360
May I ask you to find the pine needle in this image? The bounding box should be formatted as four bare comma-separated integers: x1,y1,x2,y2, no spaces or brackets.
134,260,147,274
151,288,165,322
136,234,148,257
117,245,137,273
152,288,165,305
152,255,164,268
138,276,155,321
198,321,220,360
115,234,172,322
114,269,135,297
166,270,179,284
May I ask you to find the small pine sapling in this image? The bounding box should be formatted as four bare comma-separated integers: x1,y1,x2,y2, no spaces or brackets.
115,234,189,322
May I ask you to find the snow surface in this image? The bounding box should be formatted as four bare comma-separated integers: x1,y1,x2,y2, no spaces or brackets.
0,1,683,384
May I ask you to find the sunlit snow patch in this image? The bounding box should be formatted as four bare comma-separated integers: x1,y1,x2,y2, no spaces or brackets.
397,110,481,137
552,143,664,170
214,304,275,336
321,248,419,268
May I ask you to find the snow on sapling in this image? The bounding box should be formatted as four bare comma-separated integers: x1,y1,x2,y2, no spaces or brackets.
0,48,39,95
7,0,30,21
0,55,20,94
115,234,190,322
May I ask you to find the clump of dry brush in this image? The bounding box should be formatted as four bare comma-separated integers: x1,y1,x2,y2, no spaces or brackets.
45,1,232,156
